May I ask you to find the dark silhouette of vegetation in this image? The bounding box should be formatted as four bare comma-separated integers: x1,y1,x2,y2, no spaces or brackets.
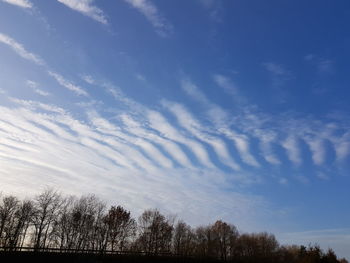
0,189,348,263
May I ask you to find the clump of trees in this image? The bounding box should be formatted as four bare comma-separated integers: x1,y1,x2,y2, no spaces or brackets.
0,189,348,263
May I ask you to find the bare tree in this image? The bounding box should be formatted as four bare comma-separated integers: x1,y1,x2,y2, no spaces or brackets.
211,220,239,260
235,232,279,262
173,220,195,256
0,195,19,247
6,200,34,249
50,195,76,250
136,209,173,255
31,189,62,249
103,205,136,251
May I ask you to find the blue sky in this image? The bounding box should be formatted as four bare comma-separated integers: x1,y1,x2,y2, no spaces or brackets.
0,0,349,259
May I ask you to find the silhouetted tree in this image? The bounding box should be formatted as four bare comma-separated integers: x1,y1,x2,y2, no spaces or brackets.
31,189,62,249
136,209,173,255
0,189,347,263
103,205,136,251
211,220,238,261
173,220,195,256
0,195,19,247
5,200,34,249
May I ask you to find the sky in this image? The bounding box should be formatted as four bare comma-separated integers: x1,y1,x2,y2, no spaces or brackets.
0,0,350,259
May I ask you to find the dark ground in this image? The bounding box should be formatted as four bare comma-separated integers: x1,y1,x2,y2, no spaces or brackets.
0,251,221,263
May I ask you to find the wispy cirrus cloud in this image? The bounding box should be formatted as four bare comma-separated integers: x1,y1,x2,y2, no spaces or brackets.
281,136,302,166
1,0,32,9
0,32,44,65
123,0,173,37
0,100,267,229
181,76,350,170
197,0,223,22
0,32,91,99
181,77,262,167
162,100,241,170
26,80,50,97
48,71,89,97
263,62,291,76
213,74,239,97
57,0,108,24
304,54,335,74
147,110,215,169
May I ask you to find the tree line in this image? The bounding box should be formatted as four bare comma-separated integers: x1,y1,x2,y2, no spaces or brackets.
0,189,348,263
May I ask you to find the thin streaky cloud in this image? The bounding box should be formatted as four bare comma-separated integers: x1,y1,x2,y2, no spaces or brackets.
220,128,260,167
0,32,44,65
163,101,240,170
1,0,32,9
181,78,209,104
87,111,174,169
333,139,350,162
57,0,108,24
180,77,260,167
282,136,302,166
0,103,265,230
123,0,172,37
33,89,50,97
119,114,193,168
196,0,223,22
262,62,290,76
304,138,325,165
318,59,334,73
147,110,215,169
79,78,195,169
26,80,50,96
48,71,89,97
81,74,95,84
213,74,239,96
10,98,67,114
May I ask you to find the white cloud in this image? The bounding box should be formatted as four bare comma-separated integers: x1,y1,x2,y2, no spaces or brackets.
181,78,209,104
213,74,239,97
123,0,172,37
0,32,44,65
279,178,288,185
304,54,335,74
263,62,290,76
0,102,267,230
296,175,309,184
304,138,325,165
87,111,174,169
196,0,222,22
147,110,215,169
220,128,260,167
81,74,95,84
317,172,330,180
181,77,278,167
26,80,50,96
318,59,334,73
181,76,350,170
1,0,32,8
163,101,241,170
259,135,281,165
48,71,89,97
334,140,350,162
304,54,315,61
57,0,108,24
282,136,302,166
136,73,146,81
118,113,194,168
